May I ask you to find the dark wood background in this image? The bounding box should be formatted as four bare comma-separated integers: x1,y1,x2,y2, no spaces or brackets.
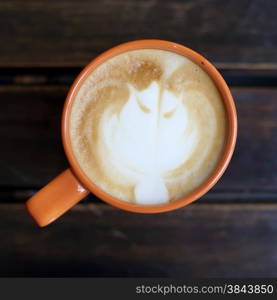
0,0,277,277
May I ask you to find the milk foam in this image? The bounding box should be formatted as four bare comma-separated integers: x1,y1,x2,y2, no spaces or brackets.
70,49,226,205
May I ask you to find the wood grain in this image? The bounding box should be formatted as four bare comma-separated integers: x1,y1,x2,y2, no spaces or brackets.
0,86,67,188
0,86,276,198
0,0,276,67
0,203,276,277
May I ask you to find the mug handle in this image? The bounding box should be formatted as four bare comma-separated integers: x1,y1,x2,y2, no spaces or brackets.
26,169,89,227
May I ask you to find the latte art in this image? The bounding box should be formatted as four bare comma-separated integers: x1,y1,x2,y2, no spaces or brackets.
70,49,226,205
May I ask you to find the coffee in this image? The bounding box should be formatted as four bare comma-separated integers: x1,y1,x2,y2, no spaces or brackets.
70,49,226,205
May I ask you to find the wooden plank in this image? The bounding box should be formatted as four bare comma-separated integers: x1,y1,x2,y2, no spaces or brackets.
0,203,277,277
0,0,277,67
217,87,277,192
0,86,68,187
0,85,276,198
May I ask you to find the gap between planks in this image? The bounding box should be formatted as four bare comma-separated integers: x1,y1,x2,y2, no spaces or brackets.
1,67,277,87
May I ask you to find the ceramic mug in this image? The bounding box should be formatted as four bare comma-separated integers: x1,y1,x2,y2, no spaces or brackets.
26,40,237,227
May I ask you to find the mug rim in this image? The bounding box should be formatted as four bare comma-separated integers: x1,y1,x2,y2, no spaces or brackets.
62,39,237,213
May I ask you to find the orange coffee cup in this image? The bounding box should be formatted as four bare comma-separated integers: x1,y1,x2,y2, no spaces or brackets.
26,40,237,227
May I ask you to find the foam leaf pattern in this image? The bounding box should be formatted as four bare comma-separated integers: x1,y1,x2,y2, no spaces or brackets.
102,82,197,204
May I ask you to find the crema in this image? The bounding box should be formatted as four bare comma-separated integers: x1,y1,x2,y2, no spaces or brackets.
70,49,226,205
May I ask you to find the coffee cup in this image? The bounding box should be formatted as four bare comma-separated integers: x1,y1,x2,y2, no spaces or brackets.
26,40,237,227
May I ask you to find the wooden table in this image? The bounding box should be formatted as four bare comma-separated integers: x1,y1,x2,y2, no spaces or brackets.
0,0,277,277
